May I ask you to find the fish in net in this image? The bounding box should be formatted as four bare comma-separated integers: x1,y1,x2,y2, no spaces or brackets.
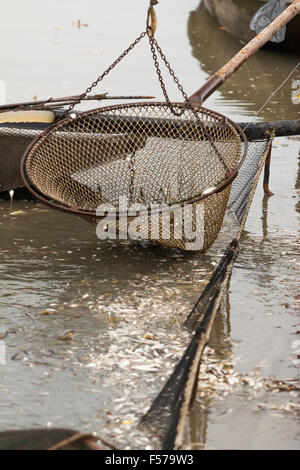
20,103,247,252
139,134,275,449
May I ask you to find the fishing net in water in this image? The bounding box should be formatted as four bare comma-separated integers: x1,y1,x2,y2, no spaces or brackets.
13,7,250,252
140,133,275,449
21,103,247,251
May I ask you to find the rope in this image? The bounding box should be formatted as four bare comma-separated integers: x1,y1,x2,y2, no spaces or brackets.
243,61,300,132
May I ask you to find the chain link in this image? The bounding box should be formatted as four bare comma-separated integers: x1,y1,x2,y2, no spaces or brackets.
150,36,189,102
148,34,229,171
57,17,229,172
148,35,187,116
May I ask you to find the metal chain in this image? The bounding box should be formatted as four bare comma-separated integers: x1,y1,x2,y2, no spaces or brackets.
148,35,186,116
150,36,189,103
56,5,229,173
149,34,230,171
60,31,147,119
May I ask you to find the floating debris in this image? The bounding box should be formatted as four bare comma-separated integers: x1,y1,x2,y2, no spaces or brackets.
75,19,88,28
144,333,154,341
196,348,300,409
256,402,300,414
56,331,74,341
39,309,59,316
9,210,27,216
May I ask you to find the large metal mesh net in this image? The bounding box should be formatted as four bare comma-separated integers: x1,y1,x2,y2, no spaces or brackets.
21,102,246,251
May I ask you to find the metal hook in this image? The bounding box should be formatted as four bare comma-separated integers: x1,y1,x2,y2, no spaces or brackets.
147,3,158,36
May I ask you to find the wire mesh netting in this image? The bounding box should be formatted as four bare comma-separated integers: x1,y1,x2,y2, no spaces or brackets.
140,134,274,449
228,138,272,223
21,102,246,251
0,110,276,448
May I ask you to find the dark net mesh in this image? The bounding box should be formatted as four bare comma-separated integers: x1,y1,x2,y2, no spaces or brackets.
228,139,272,222
139,240,239,450
0,110,276,447
0,125,41,193
0,120,51,200
140,135,274,449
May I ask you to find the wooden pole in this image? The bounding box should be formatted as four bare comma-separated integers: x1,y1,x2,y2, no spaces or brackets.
190,0,300,103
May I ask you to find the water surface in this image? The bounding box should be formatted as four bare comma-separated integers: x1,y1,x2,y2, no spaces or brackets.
0,0,299,449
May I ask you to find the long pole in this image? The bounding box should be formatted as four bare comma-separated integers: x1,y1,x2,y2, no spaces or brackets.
190,0,300,103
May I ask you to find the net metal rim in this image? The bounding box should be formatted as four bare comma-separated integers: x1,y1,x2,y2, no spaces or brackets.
20,101,248,219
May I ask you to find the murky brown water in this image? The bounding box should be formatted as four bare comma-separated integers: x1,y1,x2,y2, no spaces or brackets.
0,0,299,450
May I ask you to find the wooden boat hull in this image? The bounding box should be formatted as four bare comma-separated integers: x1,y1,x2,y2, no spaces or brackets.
203,0,300,50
